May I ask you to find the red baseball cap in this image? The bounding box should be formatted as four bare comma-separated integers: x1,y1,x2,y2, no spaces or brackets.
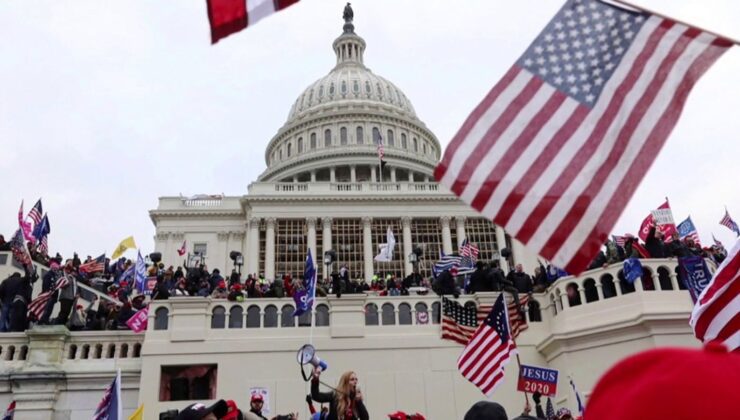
250,393,264,403
587,343,740,419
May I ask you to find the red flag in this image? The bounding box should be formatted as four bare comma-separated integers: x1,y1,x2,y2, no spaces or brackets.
434,0,731,275
177,240,187,257
207,0,300,44
690,238,740,351
638,199,677,242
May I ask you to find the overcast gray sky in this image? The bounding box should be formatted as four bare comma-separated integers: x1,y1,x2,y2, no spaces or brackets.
0,0,737,261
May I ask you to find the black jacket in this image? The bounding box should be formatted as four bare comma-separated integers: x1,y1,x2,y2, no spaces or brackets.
508,271,533,294
311,380,369,420
0,273,24,305
645,226,666,258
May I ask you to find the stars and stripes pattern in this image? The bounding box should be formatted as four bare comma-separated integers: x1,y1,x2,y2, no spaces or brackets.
690,238,740,352
720,209,740,236
434,0,731,275
9,229,32,269
377,135,385,160
207,0,300,44
457,294,517,396
442,295,529,345
459,238,480,266
27,199,43,226
38,235,49,255
27,275,70,320
433,253,463,278
611,234,626,248
79,254,106,274
546,398,556,420
93,370,122,420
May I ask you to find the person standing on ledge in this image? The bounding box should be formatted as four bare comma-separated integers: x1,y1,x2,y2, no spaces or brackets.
311,367,369,420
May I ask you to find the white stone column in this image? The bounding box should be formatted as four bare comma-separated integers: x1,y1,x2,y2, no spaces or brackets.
163,232,173,265
455,217,466,250
330,167,336,182
248,218,260,276
232,231,245,275
390,167,397,182
322,217,333,281
217,231,230,271
370,166,376,182
307,218,317,266
310,170,317,182
350,165,357,183
408,171,415,182
402,217,413,276
440,216,452,255
292,175,298,183
265,218,276,281
362,217,374,282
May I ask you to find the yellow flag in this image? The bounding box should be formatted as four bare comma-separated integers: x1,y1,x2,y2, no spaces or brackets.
128,404,144,420
111,236,137,260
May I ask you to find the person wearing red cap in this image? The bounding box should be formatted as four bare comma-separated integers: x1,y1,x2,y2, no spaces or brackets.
211,280,229,299
586,343,740,419
244,394,267,420
222,400,244,420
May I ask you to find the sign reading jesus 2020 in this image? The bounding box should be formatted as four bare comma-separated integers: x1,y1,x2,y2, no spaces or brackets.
517,364,559,397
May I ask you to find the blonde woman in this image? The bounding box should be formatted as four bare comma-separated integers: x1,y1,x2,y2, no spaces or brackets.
311,367,369,420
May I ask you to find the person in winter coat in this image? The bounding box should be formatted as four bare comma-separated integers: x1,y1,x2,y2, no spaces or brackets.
56,262,77,326
463,401,508,420
311,366,369,420
645,225,666,258
8,270,33,332
0,272,25,331
40,261,62,324
508,264,533,294
211,281,229,299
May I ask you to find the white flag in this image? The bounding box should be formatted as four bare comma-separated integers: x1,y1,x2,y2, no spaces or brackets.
374,226,396,262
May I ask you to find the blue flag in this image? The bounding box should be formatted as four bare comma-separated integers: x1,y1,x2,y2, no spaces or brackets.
623,258,643,284
135,251,147,293
678,255,713,303
32,214,51,241
293,249,316,317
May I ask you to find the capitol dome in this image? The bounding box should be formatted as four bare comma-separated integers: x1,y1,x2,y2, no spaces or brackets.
259,8,441,183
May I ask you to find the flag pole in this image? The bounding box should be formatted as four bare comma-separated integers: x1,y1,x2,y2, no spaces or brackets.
501,290,529,407
602,0,740,46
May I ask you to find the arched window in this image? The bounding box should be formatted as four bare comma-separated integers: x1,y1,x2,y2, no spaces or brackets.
120,343,129,359
316,304,330,326
81,345,90,360
298,311,312,327
365,303,379,326
287,143,292,157
278,148,283,160
281,305,296,327
310,133,317,149
372,127,381,144
584,279,599,303
297,137,303,153
601,274,617,299
528,300,542,322
401,133,407,149
414,302,429,325
211,306,226,329
382,303,396,325
618,270,635,294
107,344,116,359
641,267,656,291
68,345,78,360
423,143,427,154
387,130,395,147
398,303,412,325
229,306,244,329
324,129,332,147
19,345,28,361
413,137,418,152
566,283,581,307
658,266,673,290
264,305,278,328
154,307,169,330
356,126,364,144
133,343,142,358
340,127,348,145
94,344,103,359
247,305,261,328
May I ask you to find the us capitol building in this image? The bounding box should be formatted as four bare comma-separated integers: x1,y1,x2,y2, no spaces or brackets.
0,6,701,420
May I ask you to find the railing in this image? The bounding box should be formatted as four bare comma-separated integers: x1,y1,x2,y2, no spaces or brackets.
181,198,223,207
249,181,447,195
63,331,144,361
0,333,29,365
545,258,700,315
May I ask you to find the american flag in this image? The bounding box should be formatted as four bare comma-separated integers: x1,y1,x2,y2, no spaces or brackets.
9,229,32,269
38,235,49,256
677,216,701,246
459,238,480,260
433,253,463,278
2,401,14,420
442,295,529,345
690,238,740,351
79,254,106,274
27,199,43,226
712,234,726,251
457,293,517,396
27,275,70,320
720,209,740,236
207,0,300,44
93,370,122,420
434,0,731,275
611,234,626,248
546,398,556,420
377,135,385,160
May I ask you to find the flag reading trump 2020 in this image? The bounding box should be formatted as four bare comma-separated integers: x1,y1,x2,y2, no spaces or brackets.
435,0,732,275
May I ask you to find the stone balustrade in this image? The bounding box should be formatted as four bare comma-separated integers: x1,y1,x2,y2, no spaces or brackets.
249,181,445,195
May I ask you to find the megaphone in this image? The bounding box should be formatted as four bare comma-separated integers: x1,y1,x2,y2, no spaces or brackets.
297,344,328,372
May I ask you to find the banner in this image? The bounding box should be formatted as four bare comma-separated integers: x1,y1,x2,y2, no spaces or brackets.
517,364,559,397
144,276,157,296
623,258,643,284
126,306,149,333
639,200,677,242
678,256,713,303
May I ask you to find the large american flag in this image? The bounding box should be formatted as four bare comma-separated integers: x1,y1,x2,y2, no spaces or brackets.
690,238,740,352
442,295,529,345
435,0,731,275
457,294,517,396
27,199,43,227
79,254,106,274
207,0,300,44
27,275,70,320
720,209,740,236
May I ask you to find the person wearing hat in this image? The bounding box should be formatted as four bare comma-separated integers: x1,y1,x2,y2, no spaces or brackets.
175,399,229,420
245,394,301,420
222,400,245,420
463,401,508,420
211,280,229,299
